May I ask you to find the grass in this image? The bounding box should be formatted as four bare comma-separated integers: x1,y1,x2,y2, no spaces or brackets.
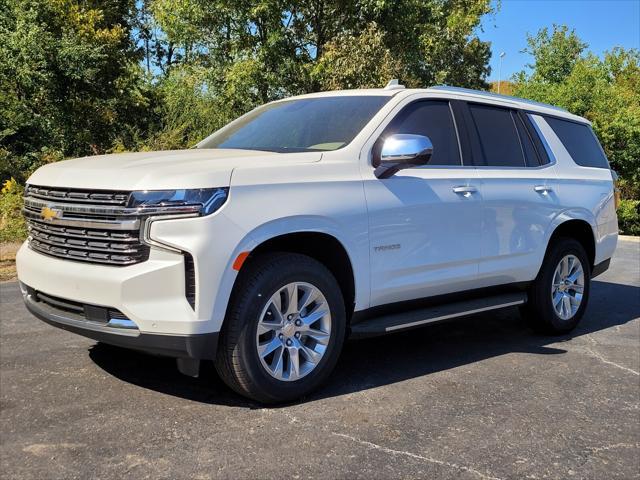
0,242,21,282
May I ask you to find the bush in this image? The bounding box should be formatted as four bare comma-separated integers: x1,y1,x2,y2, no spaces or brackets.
0,178,26,242
618,199,640,236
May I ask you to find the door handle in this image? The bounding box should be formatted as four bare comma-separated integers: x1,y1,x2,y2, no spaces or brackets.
534,185,554,194
453,186,477,197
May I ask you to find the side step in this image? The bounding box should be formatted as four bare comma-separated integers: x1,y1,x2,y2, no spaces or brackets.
350,292,527,338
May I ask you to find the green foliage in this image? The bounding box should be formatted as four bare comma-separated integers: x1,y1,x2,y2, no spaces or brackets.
0,178,26,242
311,23,408,90
143,0,494,146
513,26,640,190
0,0,158,182
520,24,587,83
617,199,640,236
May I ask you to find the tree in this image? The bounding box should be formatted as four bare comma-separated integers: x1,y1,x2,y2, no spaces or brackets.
518,24,587,84
311,23,407,90
513,26,640,191
0,0,157,182
145,0,494,145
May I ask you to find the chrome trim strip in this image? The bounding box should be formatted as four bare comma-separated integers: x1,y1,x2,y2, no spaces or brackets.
24,196,202,217
385,299,526,332
23,208,140,230
27,239,147,265
106,318,139,329
140,213,200,253
25,191,128,205
23,291,140,337
28,231,143,254
28,222,139,242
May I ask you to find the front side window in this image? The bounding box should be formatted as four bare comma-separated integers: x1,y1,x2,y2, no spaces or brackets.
199,96,391,153
545,117,609,169
468,104,526,167
381,100,462,166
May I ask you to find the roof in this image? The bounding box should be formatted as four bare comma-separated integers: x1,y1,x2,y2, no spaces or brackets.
282,84,587,124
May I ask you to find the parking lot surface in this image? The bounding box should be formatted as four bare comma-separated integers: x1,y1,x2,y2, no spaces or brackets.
1,238,639,479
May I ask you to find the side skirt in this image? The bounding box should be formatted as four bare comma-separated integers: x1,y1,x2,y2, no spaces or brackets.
350,291,527,338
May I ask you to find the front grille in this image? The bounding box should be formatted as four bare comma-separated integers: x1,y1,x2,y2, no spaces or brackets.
23,185,149,266
25,185,129,206
27,286,130,324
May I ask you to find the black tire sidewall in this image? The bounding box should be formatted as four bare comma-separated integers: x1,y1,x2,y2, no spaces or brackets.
534,238,591,333
231,254,346,403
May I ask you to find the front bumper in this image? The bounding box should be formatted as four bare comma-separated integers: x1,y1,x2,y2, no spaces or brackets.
21,281,218,359
16,241,211,335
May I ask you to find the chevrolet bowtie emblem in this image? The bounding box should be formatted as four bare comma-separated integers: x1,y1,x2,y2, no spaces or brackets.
40,206,62,221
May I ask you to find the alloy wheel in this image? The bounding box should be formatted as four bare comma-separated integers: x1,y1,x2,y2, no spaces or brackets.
255,282,331,381
551,254,585,320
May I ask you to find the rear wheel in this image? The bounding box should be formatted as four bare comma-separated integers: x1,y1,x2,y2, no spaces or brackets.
215,253,346,403
521,237,591,334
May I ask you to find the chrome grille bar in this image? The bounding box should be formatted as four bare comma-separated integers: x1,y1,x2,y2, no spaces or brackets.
27,222,140,243
23,185,148,266
25,185,129,205
22,208,140,230
23,196,201,217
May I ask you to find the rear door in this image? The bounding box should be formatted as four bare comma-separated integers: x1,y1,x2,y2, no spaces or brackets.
461,102,562,285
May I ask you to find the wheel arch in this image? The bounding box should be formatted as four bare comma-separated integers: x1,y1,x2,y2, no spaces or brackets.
240,232,356,318
210,217,365,333
544,217,597,273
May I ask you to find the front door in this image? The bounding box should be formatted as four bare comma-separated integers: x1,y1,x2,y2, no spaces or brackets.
363,99,482,307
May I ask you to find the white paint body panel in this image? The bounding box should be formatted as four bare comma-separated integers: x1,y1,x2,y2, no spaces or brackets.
17,87,618,337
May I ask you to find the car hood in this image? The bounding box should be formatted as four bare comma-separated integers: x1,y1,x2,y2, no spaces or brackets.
26,149,322,190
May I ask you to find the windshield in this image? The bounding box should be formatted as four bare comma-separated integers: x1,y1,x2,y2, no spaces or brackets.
198,96,391,152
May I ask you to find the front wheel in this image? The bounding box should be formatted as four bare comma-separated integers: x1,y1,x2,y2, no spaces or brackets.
521,237,591,334
215,253,346,403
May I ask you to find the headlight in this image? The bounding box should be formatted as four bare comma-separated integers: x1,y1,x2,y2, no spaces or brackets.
128,188,229,216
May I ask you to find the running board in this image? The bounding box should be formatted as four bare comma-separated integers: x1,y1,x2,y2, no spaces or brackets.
350,292,527,338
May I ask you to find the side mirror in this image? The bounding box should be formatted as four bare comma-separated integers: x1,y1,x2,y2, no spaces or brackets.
374,134,433,178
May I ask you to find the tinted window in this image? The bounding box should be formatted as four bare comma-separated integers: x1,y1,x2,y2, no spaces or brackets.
383,101,461,166
514,113,540,167
199,96,390,152
523,113,551,165
545,117,609,168
469,104,525,167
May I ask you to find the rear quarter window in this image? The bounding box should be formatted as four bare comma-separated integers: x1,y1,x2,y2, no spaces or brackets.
545,117,610,168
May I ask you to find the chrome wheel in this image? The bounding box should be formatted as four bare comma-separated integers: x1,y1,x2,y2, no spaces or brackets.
256,282,331,382
551,254,585,320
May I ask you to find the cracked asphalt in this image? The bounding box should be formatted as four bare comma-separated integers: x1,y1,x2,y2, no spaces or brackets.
1,238,639,479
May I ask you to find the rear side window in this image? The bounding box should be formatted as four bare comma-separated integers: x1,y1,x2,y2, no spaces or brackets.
468,104,525,167
383,100,461,166
514,113,541,167
545,117,609,168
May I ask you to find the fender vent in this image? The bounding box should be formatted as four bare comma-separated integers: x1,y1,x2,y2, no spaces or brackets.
184,253,196,310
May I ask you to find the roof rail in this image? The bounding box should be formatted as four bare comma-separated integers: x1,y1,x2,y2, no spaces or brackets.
429,85,569,113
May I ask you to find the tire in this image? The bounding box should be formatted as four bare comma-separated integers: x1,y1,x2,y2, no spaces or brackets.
215,252,346,404
521,237,591,334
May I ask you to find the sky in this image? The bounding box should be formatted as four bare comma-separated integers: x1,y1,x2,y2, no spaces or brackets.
479,0,640,82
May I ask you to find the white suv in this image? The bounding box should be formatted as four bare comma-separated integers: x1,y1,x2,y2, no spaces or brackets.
17,84,618,403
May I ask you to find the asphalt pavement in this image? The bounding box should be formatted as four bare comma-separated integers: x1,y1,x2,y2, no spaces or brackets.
1,238,639,479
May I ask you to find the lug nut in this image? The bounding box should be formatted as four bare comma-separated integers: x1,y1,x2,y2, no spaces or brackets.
295,332,301,338
295,319,302,326
287,314,293,320
286,339,293,346
278,333,283,340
